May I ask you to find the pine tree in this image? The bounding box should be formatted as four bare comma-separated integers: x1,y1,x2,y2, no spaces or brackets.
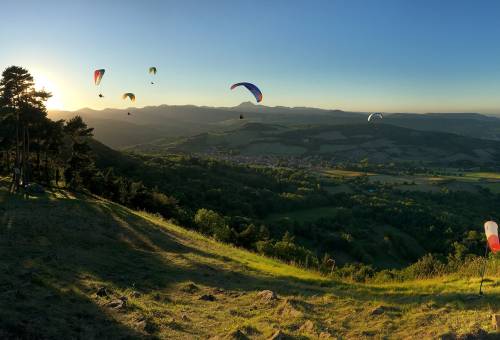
63,116,96,189
0,66,51,191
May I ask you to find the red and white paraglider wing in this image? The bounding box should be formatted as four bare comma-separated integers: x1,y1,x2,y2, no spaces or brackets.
484,221,500,253
94,69,105,86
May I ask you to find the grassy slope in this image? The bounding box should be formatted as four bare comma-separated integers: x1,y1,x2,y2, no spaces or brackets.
0,179,499,339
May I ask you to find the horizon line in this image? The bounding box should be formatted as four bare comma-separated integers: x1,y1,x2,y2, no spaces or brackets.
47,102,500,116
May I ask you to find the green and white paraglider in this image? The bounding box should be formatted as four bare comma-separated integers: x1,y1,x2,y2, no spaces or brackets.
149,67,157,84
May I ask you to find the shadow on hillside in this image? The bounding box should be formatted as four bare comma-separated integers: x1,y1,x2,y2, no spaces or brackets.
81,199,329,294
1,189,498,338
0,275,143,339
0,190,331,337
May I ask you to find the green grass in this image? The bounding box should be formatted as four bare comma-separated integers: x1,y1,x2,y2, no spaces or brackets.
318,168,500,195
320,169,374,178
0,180,498,339
465,172,500,180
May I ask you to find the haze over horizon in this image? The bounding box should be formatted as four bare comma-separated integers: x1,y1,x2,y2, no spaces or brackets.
3,0,500,114
47,101,500,119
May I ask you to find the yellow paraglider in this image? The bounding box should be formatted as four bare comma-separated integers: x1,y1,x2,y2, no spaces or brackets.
122,93,136,102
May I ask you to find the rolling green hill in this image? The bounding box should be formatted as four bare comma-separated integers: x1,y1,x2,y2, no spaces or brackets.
130,123,500,166
86,138,500,271
1,179,498,339
386,112,500,141
49,104,500,149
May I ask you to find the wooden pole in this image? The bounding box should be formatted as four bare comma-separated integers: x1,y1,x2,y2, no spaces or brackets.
479,243,489,295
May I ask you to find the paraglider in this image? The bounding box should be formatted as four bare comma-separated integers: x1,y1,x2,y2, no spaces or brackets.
94,69,105,98
484,221,500,253
368,113,383,122
239,114,244,120
149,67,157,84
122,93,136,102
230,82,263,103
94,69,105,85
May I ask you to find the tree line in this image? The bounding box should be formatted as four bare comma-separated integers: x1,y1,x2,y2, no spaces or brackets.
0,66,172,216
0,66,95,191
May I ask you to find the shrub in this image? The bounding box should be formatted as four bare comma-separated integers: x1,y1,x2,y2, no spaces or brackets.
335,263,376,282
194,208,225,234
402,254,447,279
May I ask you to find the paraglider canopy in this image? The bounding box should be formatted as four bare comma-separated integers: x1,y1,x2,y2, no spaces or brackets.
368,113,383,122
149,67,157,84
230,82,263,103
94,69,105,85
122,93,136,102
484,221,500,253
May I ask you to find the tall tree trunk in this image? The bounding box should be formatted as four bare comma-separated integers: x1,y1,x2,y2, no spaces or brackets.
21,125,25,187
44,151,49,185
25,126,30,186
36,137,41,180
7,150,11,174
11,111,20,192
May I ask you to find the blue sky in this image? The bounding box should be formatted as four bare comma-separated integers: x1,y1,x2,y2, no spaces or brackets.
2,0,500,113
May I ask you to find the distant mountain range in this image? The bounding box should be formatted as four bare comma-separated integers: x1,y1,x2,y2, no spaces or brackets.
48,102,369,148
50,103,500,158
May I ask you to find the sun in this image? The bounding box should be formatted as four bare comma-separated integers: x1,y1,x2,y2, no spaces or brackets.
32,72,64,110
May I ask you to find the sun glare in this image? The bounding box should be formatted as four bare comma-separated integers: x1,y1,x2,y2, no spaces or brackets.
33,72,64,110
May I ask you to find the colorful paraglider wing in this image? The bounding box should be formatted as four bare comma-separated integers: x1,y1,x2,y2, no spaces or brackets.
122,93,136,102
149,67,157,75
230,82,263,103
484,221,500,253
94,69,105,85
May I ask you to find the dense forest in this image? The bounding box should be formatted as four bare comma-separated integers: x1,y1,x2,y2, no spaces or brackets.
1,66,498,283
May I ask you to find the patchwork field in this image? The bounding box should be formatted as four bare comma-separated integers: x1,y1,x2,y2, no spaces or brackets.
317,168,500,194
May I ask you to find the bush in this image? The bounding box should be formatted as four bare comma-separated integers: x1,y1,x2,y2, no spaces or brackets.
372,269,398,283
131,190,180,219
255,232,317,266
335,263,376,282
193,208,235,243
402,254,447,279
194,208,225,234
